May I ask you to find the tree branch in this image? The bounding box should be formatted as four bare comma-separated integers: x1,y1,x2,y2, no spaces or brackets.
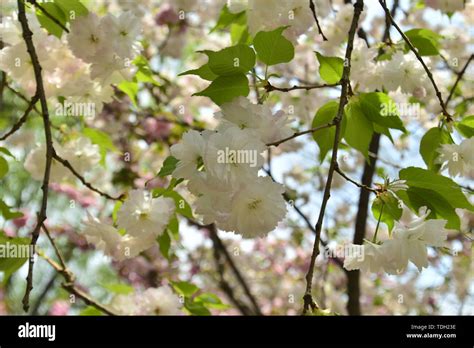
52,150,124,201
18,0,54,312
39,251,117,316
264,168,345,269
208,225,263,315
266,122,335,147
265,81,340,93
346,134,380,315
27,0,69,33
445,54,473,107
0,94,38,141
379,0,452,121
309,0,328,41
334,163,379,193
210,235,253,316
303,0,364,314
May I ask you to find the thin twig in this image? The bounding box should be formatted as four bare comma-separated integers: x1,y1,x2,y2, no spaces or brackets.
309,0,328,41
266,122,335,147
334,164,378,193
208,225,263,316
52,150,124,201
27,0,69,33
445,54,473,107
0,94,39,141
39,251,117,315
264,169,345,269
303,0,364,314
18,0,55,312
39,225,117,315
265,81,340,93
379,0,452,121
210,236,253,316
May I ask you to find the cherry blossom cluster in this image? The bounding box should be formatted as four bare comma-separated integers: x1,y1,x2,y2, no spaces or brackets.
25,137,100,182
0,10,141,113
67,12,141,84
110,286,182,315
349,40,429,97
228,0,330,40
343,207,452,274
436,137,474,177
170,97,293,238
81,190,175,261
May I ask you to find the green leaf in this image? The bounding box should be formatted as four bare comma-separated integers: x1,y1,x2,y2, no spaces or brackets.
371,192,402,232
311,101,346,162
194,292,231,310
316,52,344,84
356,93,406,131
112,201,122,225
83,127,118,165
118,80,139,107
158,156,179,177
253,27,294,66
231,23,252,45
0,231,30,284
399,167,473,212
193,74,249,105
184,298,211,316
36,2,67,38
54,0,88,20
397,187,461,230
210,4,246,33
171,281,199,297
0,147,15,159
135,68,161,86
153,188,194,219
0,200,23,221
179,64,218,81
167,215,179,240
404,28,442,56
101,283,134,295
455,115,474,138
80,306,103,316
0,156,8,179
157,230,171,260
419,127,452,171
204,44,256,76
344,101,374,159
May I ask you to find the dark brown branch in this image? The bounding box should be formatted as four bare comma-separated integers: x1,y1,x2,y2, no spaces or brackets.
379,0,452,121
309,0,328,41
39,225,116,315
346,134,380,315
0,94,38,141
265,81,340,93
266,122,335,147
210,235,253,315
52,150,124,201
27,0,69,33
445,54,473,107
264,169,345,269
39,250,117,315
303,0,364,314
18,0,54,312
346,0,399,316
208,225,263,315
334,163,379,193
